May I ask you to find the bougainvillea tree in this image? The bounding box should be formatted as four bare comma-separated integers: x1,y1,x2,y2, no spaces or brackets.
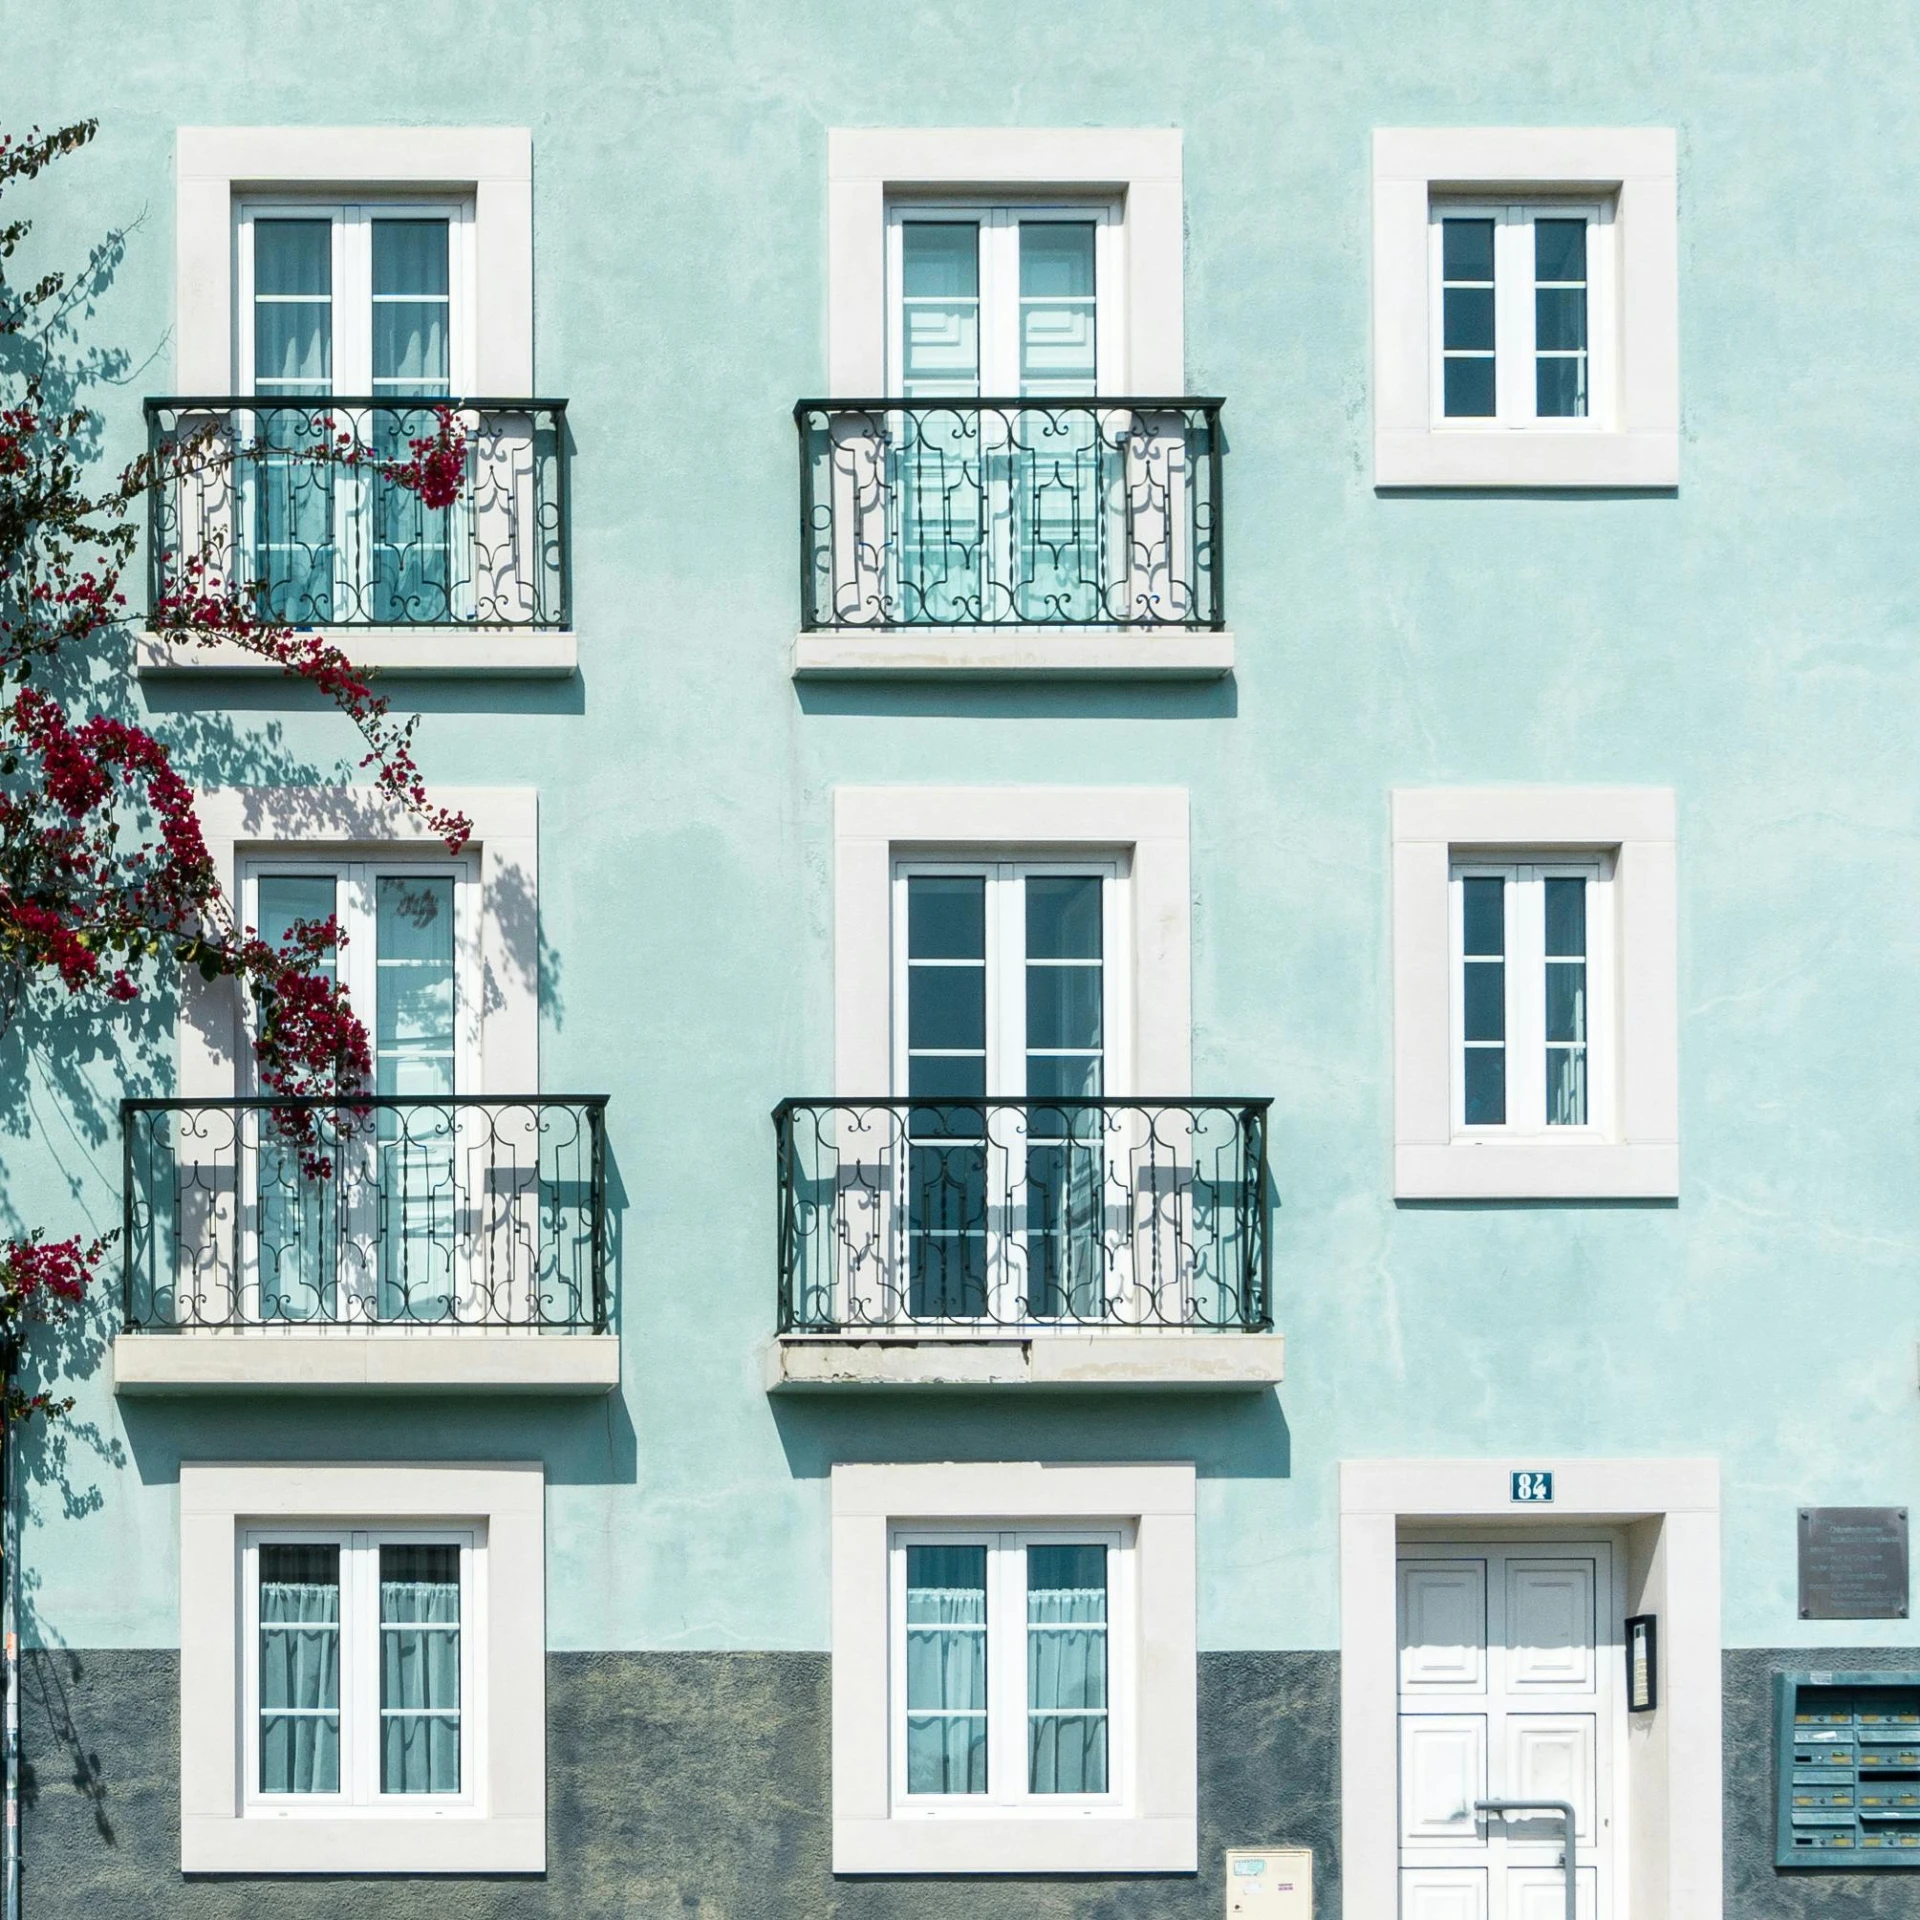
0,119,470,1412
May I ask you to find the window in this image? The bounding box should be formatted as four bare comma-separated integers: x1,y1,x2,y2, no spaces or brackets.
238,201,472,398
240,854,479,1324
1451,859,1608,1136
893,859,1126,1323
830,1461,1196,1875
179,1461,544,1875
1391,788,1677,1200
1371,129,1678,487
1433,203,1607,427
894,1529,1125,1812
889,206,1118,396
246,1530,473,1810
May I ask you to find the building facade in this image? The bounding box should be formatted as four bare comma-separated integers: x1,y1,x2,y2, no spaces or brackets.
4,3,1918,1915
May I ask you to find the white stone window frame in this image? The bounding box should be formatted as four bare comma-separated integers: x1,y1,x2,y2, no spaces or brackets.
832,1460,1196,1875
180,786,538,1102
180,1460,545,1875
1392,787,1677,1199
153,128,570,677
1373,129,1678,489
801,129,1232,682
1338,1456,1721,1920
834,786,1189,1098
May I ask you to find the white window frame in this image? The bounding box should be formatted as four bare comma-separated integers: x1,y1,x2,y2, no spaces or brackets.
240,1525,478,1816
828,129,1182,396
891,855,1131,1098
836,787,1188,1099
235,197,477,396
1392,788,1677,1199
237,853,483,1095
179,787,538,1103
1447,855,1613,1140
1372,128,1678,488
885,200,1125,396
831,1461,1195,1875
1427,198,1612,431
888,1524,1132,1817
180,1461,544,1875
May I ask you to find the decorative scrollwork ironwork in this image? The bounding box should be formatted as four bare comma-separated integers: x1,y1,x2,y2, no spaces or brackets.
773,1099,1270,1333
121,1097,608,1331
795,399,1224,630
145,398,569,628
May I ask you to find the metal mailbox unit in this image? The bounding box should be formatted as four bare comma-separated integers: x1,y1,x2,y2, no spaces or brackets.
1776,1671,1920,1865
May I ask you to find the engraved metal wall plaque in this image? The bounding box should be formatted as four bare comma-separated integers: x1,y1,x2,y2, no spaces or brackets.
1799,1507,1911,1620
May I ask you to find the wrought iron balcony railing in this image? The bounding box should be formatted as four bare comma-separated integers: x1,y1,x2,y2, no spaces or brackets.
774,1099,1270,1334
145,398,569,629
796,399,1224,630
122,1097,608,1332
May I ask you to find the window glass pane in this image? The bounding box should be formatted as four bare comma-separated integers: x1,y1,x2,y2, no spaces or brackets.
908,875,985,959
900,222,980,397
1545,876,1589,1126
1461,875,1506,1126
1440,217,1496,420
376,877,456,1096
256,875,339,974
907,964,985,1052
1019,222,1096,395
372,219,450,393
253,220,332,394
1534,218,1589,419
1462,876,1505,955
1025,876,1102,960
1028,1543,1108,1794
1026,967,1102,1053
380,1543,461,1795
259,1543,340,1795
905,1544,987,1794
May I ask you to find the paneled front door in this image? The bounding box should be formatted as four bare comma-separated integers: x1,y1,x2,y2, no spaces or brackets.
1397,1541,1620,1920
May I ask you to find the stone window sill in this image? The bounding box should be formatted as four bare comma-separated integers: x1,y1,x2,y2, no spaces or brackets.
113,1330,618,1395
137,628,576,678
767,1331,1283,1392
792,627,1233,681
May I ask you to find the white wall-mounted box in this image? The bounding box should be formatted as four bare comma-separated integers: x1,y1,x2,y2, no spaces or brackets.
1227,1848,1313,1917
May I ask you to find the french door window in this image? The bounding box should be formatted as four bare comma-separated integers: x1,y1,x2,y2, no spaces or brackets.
245,858,476,1323
885,203,1124,624
237,202,471,622
1451,860,1608,1134
246,1528,472,1807
894,861,1123,1322
1432,202,1607,426
892,1528,1124,1809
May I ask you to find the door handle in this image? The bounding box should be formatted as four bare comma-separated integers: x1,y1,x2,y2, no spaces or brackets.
1474,1799,1576,1920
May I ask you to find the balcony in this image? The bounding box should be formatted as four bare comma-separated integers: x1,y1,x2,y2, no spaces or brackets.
769,1098,1283,1391
792,398,1233,680
141,397,572,675
115,1096,616,1394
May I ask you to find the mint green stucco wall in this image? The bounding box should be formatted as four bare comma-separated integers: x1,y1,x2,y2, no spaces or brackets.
1,0,1916,1660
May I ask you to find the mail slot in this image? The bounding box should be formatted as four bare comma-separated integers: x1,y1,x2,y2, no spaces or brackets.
1777,1672,1920,1870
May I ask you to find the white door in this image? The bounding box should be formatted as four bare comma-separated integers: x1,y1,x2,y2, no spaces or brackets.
1398,1541,1620,1920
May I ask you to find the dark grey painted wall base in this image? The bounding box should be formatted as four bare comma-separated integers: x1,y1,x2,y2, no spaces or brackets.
1725,1650,1920,1920
17,1648,1340,1918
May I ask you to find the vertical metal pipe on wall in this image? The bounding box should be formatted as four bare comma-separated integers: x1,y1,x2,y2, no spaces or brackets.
4,1404,19,1920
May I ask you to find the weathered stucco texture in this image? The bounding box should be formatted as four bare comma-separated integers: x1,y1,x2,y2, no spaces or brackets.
18,1650,1339,1917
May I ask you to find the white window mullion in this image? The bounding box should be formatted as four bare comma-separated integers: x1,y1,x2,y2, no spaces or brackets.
990,1534,1024,1808
1507,868,1547,1132
980,212,1021,398
1492,208,1529,427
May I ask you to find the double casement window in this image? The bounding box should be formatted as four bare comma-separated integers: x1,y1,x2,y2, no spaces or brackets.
893,859,1125,1322
245,1529,473,1809
236,201,472,623
892,1527,1127,1812
242,858,477,1323
1432,202,1609,428
1450,859,1609,1136
881,204,1133,625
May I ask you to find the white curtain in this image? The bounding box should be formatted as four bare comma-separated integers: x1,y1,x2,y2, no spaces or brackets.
904,1545,987,1793
258,1547,340,1795
380,1546,461,1794
1027,1545,1108,1793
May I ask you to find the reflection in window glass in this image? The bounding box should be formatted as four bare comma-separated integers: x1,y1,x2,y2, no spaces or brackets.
905,1544,988,1794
